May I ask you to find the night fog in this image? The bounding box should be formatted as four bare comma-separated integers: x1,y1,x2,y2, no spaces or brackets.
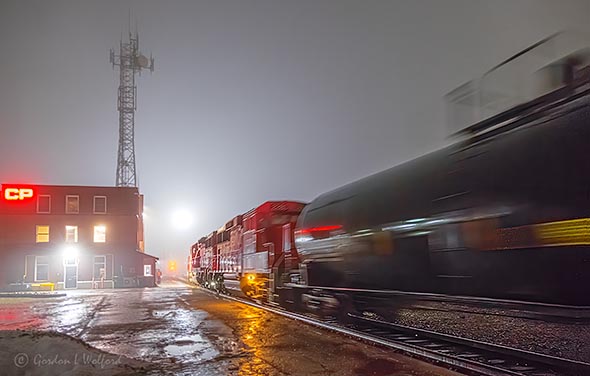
1,0,589,266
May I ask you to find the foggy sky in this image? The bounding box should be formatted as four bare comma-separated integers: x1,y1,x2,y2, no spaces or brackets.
1,0,589,264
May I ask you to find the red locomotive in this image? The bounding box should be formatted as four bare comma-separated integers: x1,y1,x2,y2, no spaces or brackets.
189,201,305,300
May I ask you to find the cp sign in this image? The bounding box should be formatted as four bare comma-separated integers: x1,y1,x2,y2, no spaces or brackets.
3,187,34,201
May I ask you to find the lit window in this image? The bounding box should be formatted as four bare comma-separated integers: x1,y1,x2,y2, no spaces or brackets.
35,256,49,281
144,265,152,276
36,225,50,243
65,225,78,243
66,195,79,214
94,225,106,243
37,195,51,213
93,196,107,214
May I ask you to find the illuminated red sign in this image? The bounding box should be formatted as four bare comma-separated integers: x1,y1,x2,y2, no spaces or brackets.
2,186,35,201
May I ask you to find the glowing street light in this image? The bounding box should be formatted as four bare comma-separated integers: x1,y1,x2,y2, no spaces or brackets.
171,209,194,230
62,245,79,265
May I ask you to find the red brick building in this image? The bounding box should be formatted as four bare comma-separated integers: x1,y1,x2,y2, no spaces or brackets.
0,184,158,289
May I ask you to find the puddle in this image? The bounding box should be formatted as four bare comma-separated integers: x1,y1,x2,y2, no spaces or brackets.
87,329,163,360
164,335,219,361
151,309,175,318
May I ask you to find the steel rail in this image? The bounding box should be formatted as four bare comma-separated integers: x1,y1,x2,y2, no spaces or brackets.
350,313,590,375
283,283,590,321
195,286,589,376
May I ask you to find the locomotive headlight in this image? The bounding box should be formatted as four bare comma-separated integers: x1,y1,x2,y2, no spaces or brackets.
247,274,255,283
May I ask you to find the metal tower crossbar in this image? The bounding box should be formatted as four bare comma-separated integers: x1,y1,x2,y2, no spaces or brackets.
110,32,154,187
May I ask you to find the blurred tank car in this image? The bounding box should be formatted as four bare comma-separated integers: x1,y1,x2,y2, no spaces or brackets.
294,32,590,306
190,33,590,309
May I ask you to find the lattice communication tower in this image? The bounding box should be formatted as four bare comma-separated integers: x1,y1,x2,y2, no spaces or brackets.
110,31,154,187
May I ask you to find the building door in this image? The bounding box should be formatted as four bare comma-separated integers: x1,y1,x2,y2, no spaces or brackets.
64,257,78,289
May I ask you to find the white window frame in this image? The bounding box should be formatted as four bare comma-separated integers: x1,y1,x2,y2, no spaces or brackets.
65,225,78,243
144,264,152,277
93,225,106,243
34,256,49,282
63,258,78,289
37,195,51,214
63,256,78,266
93,196,107,214
65,195,79,214
93,255,106,280
36,225,50,243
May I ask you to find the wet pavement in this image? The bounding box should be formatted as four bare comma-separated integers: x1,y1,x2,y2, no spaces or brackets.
0,279,461,375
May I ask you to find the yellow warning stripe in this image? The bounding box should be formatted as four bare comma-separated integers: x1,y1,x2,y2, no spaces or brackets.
534,218,590,246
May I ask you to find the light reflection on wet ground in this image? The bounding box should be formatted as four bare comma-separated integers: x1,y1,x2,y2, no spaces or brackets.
0,294,105,334
0,280,460,376
236,306,269,374
184,289,461,376
0,280,229,375
164,334,218,361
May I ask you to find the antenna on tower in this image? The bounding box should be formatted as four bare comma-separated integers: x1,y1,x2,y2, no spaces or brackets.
110,20,155,187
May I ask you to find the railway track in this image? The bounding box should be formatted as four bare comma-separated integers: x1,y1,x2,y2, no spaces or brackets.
284,285,590,323
349,313,590,376
196,286,590,376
